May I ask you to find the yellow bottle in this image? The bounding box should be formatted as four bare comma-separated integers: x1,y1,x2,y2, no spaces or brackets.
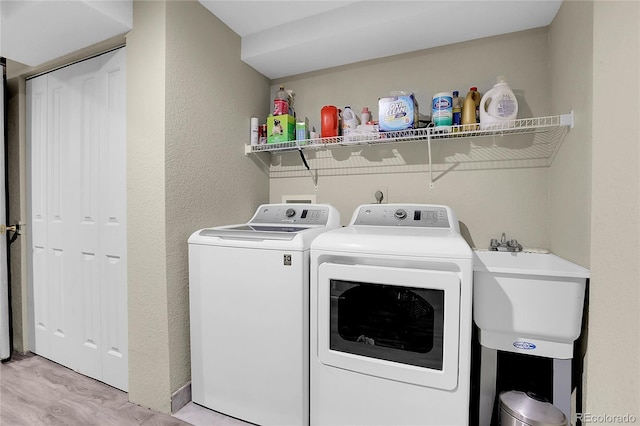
462,87,480,131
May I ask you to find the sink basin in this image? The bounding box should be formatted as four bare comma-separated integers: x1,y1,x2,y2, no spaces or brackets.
473,250,590,359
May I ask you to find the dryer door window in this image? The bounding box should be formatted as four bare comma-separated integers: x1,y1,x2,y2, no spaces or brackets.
330,280,444,370
317,263,460,390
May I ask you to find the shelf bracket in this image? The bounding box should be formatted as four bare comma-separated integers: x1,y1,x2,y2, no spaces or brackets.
246,147,271,176
427,134,434,189
560,110,574,129
297,143,318,191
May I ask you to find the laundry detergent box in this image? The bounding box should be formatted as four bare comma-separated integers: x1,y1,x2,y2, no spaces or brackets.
267,114,296,144
378,94,419,131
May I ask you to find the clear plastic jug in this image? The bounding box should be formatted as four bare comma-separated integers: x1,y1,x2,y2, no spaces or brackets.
480,76,518,129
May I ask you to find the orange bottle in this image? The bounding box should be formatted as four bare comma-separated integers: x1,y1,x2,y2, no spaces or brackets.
321,105,339,138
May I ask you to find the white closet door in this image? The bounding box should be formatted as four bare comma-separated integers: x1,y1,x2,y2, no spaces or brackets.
27,48,127,391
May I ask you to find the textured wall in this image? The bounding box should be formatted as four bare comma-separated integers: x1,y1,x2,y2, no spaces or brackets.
127,0,270,412
549,1,593,268
269,29,553,250
587,0,640,418
164,0,270,397
126,0,171,413
548,2,593,419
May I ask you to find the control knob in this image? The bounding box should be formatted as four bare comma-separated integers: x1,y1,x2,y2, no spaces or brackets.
394,209,407,220
285,208,296,218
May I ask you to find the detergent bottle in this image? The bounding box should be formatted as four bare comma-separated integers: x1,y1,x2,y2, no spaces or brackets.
462,87,480,131
321,105,339,138
360,107,371,125
452,91,463,127
342,106,358,136
479,76,518,129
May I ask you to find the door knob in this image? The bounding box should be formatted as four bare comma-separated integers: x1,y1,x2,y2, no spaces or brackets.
0,225,17,235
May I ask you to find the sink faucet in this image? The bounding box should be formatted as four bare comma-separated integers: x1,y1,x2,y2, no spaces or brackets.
489,233,523,252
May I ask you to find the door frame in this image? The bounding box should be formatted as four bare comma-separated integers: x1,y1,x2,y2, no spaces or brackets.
0,58,12,361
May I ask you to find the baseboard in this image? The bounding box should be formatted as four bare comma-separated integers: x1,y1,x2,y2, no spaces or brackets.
171,381,191,414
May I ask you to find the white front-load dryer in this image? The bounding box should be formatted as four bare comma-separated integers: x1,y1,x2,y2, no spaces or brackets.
310,204,473,426
189,204,340,426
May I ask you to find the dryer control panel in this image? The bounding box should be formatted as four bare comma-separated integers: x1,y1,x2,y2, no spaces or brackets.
352,204,451,228
250,204,334,225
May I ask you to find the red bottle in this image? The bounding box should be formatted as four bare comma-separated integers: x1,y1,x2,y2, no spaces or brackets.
321,105,339,138
273,85,289,116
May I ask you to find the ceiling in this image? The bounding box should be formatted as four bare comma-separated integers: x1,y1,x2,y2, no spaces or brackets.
199,0,563,80
0,1,562,80
0,1,132,68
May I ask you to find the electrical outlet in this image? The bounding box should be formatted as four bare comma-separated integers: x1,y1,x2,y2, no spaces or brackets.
373,187,388,204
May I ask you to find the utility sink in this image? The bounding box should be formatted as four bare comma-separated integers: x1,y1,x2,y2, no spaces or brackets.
473,250,590,359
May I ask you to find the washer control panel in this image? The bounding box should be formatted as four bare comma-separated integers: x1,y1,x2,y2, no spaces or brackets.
251,204,332,225
352,204,451,228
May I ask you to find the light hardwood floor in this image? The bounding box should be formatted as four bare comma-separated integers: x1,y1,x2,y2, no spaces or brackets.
0,352,249,426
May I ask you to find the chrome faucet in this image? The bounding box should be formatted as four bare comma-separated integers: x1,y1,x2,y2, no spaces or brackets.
489,233,523,252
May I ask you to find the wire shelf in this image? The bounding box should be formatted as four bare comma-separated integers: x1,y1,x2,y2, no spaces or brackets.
244,113,573,155
244,112,574,188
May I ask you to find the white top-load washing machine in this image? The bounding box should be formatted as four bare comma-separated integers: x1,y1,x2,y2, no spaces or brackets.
310,204,473,426
189,204,340,426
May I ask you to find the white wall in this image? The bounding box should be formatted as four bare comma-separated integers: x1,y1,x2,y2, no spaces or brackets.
587,0,639,417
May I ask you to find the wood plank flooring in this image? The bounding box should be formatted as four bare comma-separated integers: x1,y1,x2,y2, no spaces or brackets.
0,352,190,426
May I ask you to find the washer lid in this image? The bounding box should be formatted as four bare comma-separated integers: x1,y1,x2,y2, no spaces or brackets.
500,391,567,426
198,225,310,241
189,203,341,247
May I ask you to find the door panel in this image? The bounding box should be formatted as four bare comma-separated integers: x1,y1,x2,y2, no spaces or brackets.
99,52,127,391
27,48,127,391
47,67,74,370
27,75,51,358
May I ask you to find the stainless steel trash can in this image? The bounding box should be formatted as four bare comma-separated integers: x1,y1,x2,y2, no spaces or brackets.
499,391,568,426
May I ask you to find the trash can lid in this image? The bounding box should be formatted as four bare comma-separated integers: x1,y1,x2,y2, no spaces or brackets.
500,391,568,426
